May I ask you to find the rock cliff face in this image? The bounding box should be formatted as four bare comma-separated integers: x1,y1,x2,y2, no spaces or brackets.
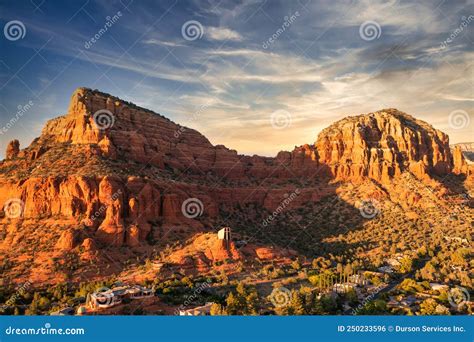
0,88,467,253
451,143,474,175
5,140,20,159
315,110,454,182
35,88,461,181
39,88,320,178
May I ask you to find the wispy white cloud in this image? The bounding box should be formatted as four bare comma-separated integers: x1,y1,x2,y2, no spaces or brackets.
206,26,243,41
142,38,185,47
1,0,472,159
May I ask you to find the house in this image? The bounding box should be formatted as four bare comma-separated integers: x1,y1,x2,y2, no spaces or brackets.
88,284,154,309
387,298,399,309
179,302,214,316
386,258,401,268
126,285,154,298
51,307,75,315
400,295,418,308
333,283,355,294
349,274,368,286
430,283,449,291
89,290,122,309
387,295,418,309
378,266,394,274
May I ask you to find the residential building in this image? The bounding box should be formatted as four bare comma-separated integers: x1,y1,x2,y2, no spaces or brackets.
429,283,449,291
179,302,214,316
88,284,153,309
50,307,75,316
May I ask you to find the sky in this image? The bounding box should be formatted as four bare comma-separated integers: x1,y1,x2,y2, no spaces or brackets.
0,0,472,159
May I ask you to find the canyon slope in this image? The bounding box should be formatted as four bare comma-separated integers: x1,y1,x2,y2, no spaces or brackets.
0,88,471,285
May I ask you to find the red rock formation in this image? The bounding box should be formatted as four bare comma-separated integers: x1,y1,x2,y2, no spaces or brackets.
452,145,468,175
315,110,453,183
82,237,97,251
205,239,240,262
0,88,466,253
5,139,20,159
33,89,459,185
126,225,141,247
55,229,78,250
96,199,125,246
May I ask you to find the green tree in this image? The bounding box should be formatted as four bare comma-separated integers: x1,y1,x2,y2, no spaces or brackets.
420,262,436,281
289,291,305,315
225,284,259,315
344,264,353,276
357,299,387,315
210,303,226,315
399,257,413,274
291,259,301,271
225,292,240,315
419,298,438,315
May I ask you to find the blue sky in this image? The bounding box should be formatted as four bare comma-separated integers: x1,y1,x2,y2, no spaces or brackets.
0,0,472,159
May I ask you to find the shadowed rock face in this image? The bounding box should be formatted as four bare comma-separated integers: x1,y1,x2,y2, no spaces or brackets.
0,87,468,249
5,139,20,159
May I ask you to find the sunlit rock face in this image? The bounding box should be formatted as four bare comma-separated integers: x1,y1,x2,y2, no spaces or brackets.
0,88,467,251
315,108,455,183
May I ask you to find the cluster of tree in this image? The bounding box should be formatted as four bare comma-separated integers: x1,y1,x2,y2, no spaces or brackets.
355,299,388,315
210,283,258,315
398,278,430,294
418,298,450,315
272,287,340,315
416,247,471,288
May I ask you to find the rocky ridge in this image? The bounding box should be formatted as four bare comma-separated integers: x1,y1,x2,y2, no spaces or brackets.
0,88,471,283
